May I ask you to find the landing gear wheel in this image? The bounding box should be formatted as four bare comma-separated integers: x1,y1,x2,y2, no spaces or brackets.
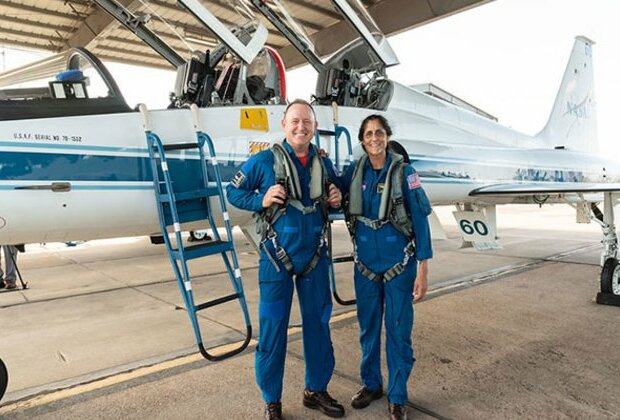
189,230,211,242
0,358,8,402
601,258,620,294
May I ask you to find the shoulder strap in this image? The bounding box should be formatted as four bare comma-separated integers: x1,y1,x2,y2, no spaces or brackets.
388,158,413,239
271,142,302,200
309,151,327,201
347,154,367,217
378,152,403,221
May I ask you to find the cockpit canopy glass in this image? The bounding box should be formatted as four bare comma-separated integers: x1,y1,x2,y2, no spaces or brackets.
264,0,318,56
332,0,399,67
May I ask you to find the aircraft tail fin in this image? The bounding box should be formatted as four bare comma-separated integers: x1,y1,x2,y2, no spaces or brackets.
536,36,597,154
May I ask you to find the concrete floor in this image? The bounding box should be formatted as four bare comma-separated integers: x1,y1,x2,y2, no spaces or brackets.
0,204,619,419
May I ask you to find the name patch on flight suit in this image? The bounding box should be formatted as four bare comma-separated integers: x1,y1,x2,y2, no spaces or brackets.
231,171,246,188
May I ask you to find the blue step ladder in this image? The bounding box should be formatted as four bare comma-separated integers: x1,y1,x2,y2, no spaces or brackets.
139,104,252,361
315,111,356,306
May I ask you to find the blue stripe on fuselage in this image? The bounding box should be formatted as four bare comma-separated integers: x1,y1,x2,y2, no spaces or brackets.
0,151,244,186
0,150,592,188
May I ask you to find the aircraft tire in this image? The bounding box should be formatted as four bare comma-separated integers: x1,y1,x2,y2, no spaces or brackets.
0,357,8,402
189,230,210,242
600,258,619,294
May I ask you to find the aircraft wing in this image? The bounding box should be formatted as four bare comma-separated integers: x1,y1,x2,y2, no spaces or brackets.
469,182,620,197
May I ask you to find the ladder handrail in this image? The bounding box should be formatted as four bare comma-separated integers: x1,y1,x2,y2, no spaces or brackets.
140,104,252,362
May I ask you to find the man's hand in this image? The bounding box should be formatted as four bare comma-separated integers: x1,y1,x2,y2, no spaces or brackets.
327,183,342,208
413,259,429,302
262,184,287,208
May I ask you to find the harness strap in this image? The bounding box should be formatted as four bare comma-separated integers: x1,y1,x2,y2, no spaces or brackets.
272,142,302,200
288,199,318,215
378,153,403,220
356,216,389,230
354,241,416,282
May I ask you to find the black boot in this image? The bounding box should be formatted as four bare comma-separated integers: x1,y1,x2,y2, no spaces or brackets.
264,402,282,420
389,403,408,420
303,389,345,418
351,386,383,409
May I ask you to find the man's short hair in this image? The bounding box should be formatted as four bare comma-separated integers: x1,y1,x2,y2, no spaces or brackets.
284,98,316,120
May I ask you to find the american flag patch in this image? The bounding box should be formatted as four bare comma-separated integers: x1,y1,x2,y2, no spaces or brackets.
407,173,421,190
231,171,246,188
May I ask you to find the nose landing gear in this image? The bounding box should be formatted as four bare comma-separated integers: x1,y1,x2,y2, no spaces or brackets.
594,192,620,306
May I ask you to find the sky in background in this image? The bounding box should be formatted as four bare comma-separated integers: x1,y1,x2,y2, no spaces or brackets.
1,0,619,155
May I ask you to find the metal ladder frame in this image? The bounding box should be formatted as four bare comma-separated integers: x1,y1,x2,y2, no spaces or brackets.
139,104,252,361
314,111,356,306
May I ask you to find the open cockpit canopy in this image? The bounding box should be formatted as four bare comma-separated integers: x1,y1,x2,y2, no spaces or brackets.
0,48,131,121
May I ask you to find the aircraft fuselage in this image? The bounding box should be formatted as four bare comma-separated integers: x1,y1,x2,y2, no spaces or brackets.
1,84,618,245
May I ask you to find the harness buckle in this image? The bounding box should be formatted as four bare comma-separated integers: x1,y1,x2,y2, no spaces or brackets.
274,245,287,260
266,230,277,241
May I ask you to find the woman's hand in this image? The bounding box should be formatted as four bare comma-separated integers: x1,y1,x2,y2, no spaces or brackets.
327,183,342,208
414,260,429,302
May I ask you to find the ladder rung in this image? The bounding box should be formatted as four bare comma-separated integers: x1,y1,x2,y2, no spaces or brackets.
159,187,220,202
318,129,336,136
163,142,199,151
333,255,354,264
195,292,240,312
174,240,234,260
329,212,345,221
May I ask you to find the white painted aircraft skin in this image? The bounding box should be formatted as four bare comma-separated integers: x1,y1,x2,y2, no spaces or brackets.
0,2,618,248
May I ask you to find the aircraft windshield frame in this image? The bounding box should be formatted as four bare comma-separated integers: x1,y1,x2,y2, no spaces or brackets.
268,0,318,57
178,0,268,65
331,0,399,67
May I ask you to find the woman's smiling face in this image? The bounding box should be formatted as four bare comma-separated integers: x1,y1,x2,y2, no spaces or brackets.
362,118,389,160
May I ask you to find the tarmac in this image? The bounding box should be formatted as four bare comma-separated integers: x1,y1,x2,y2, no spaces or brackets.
0,205,619,419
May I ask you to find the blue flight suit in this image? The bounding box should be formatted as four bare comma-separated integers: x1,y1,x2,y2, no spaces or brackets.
342,153,433,405
226,140,342,404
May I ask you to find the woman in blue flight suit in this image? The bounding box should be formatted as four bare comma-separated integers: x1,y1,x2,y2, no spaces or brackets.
341,115,432,420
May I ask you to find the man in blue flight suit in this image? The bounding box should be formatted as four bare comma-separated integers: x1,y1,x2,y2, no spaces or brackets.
226,99,345,420
341,115,432,420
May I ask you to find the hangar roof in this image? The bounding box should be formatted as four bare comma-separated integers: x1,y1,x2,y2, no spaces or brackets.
0,0,491,69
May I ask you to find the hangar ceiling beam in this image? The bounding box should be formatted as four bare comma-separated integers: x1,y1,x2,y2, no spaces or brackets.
0,15,75,34
0,27,62,45
66,0,137,49
0,1,78,23
86,0,184,66
0,36,59,53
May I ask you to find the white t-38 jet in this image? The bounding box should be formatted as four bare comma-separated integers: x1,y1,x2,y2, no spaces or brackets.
0,0,619,399
1,0,619,298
